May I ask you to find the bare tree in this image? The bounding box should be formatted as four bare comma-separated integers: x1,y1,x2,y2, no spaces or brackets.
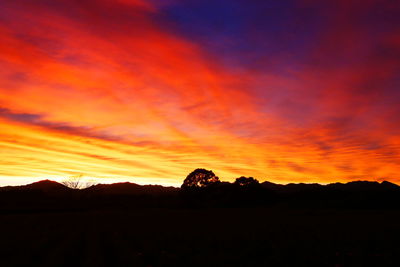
61,175,97,189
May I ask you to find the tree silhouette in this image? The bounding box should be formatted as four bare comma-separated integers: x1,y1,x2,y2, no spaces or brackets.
61,175,96,189
181,168,220,189
234,176,259,187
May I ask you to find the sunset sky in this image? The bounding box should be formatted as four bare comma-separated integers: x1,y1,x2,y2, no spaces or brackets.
0,0,399,186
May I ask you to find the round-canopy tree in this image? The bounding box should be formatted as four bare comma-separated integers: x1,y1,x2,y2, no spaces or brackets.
234,176,259,186
181,168,220,189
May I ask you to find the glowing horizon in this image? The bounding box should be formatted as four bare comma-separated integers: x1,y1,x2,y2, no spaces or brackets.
1,0,399,186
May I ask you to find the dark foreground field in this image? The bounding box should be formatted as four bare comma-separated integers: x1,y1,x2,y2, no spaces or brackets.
1,207,400,267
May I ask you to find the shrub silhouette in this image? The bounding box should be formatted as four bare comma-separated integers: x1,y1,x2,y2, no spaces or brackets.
234,176,260,187
181,168,220,189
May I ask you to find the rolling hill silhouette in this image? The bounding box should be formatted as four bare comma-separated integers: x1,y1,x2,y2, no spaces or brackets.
1,179,399,212
1,178,400,266
85,182,179,195
3,179,398,194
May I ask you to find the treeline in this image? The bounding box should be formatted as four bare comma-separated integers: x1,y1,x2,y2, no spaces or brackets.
180,169,400,208
0,168,400,212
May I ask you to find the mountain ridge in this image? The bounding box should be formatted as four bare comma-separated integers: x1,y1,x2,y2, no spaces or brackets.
1,179,399,192
1,179,399,212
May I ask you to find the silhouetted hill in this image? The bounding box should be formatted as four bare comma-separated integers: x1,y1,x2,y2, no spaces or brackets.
260,180,400,193
381,180,400,189
1,179,400,211
25,179,68,190
2,179,400,266
0,180,70,192
327,180,400,192
84,182,178,195
3,179,397,194
259,181,286,191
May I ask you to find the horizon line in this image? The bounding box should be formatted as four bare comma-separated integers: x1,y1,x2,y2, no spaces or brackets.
1,176,398,188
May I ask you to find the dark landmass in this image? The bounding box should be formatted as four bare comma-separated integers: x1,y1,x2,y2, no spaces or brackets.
1,179,399,211
1,179,400,266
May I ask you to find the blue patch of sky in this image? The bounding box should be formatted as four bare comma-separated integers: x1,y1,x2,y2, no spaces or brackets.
153,0,327,74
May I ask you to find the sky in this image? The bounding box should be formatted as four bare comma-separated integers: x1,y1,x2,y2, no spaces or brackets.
0,0,399,186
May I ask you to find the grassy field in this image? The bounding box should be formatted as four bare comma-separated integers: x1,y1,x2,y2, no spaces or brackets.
1,207,400,266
